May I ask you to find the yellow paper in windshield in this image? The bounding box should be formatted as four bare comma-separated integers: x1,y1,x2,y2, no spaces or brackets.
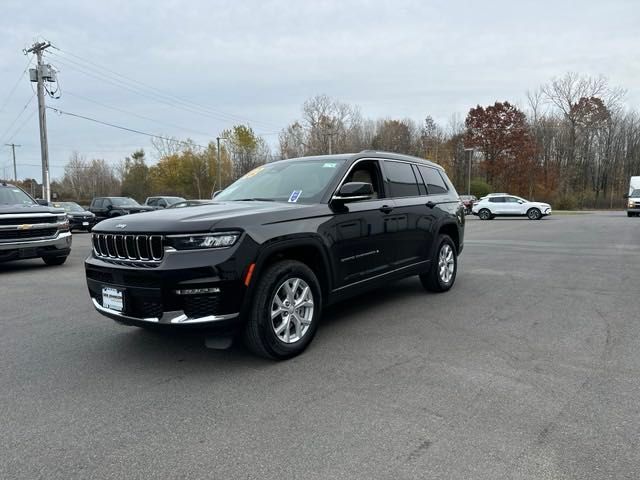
242,166,265,179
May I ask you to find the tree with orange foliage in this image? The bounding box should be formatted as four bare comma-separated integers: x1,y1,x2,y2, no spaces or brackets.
464,101,537,195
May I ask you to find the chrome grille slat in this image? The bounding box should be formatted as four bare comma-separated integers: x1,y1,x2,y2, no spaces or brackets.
92,233,164,264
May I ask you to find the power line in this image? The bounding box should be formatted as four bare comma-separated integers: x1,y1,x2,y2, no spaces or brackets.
5,108,38,143
50,46,282,130
48,106,210,149
63,90,218,138
46,48,281,131
0,57,33,115
0,94,36,144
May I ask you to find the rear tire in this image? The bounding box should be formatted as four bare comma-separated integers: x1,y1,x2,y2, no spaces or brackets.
420,235,458,293
244,260,322,360
478,209,491,220
42,256,68,266
628,212,634,217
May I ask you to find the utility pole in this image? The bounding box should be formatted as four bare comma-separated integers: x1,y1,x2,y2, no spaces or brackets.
216,136,227,193
25,41,52,201
323,132,338,155
5,143,21,181
464,148,476,196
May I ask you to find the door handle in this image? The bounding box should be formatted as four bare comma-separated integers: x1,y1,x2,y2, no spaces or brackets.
379,205,394,214
425,201,437,209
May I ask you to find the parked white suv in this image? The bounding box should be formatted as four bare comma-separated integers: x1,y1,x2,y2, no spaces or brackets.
472,194,552,220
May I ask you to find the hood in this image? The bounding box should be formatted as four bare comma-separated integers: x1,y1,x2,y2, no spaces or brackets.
0,204,64,215
121,205,154,211
93,201,316,233
529,201,551,208
68,211,94,217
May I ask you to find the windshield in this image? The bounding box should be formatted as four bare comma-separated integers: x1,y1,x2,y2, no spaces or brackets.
111,197,140,207
53,202,84,212
630,189,640,198
215,159,346,204
0,186,36,206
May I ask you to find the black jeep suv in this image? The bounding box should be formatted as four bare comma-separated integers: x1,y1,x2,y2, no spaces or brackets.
85,151,464,359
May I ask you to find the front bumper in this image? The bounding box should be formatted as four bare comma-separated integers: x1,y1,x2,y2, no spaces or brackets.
85,236,258,331
627,208,640,213
92,298,239,325
543,207,552,215
0,231,72,261
69,216,96,229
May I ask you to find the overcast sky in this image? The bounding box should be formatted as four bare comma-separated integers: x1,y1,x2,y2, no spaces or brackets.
1,0,638,182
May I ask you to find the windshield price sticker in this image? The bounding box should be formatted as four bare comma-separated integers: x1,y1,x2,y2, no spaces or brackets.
288,190,302,203
322,162,337,168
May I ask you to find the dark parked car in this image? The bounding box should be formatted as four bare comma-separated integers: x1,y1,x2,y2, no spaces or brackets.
144,196,186,209
168,199,215,209
0,183,71,265
86,151,465,359
88,197,153,221
52,202,96,231
459,195,477,214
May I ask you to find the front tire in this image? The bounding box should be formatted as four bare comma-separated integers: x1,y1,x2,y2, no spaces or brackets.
420,235,458,293
244,260,322,360
527,208,542,220
42,256,68,266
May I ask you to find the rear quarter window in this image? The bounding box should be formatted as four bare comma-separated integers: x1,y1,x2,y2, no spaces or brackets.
417,166,448,195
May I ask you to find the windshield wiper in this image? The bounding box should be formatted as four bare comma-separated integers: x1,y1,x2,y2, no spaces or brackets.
234,198,276,202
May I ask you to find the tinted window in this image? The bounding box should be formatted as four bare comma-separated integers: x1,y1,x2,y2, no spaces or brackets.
93,198,103,208
384,161,420,197
505,197,520,203
147,198,157,206
489,197,505,203
417,166,448,195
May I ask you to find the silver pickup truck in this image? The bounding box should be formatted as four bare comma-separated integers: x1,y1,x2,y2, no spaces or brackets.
0,183,72,265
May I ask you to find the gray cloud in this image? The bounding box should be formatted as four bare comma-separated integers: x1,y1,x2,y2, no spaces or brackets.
0,0,638,181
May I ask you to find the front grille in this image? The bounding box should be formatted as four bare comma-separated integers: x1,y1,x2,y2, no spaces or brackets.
93,233,164,262
0,215,57,226
0,228,57,241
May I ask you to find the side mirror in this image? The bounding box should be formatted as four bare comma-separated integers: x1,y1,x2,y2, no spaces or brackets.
36,199,48,206
518,200,524,204
212,190,222,198
332,182,373,203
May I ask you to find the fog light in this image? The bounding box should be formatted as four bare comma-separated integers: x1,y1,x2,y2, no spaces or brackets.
174,287,220,295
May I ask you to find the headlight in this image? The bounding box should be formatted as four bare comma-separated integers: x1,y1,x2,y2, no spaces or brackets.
166,232,240,250
629,200,634,208
56,215,67,222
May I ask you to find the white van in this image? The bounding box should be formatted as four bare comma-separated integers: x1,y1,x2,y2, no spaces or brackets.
627,176,640,217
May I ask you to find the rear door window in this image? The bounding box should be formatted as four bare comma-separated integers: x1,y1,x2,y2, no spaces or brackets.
383,161,420,198
489,197,505,203
417,166,449,195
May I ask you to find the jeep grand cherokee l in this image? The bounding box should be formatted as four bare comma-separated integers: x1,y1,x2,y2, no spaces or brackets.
0,183,72,265
85,151,465,359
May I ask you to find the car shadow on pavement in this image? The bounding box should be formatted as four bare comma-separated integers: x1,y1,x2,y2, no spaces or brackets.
89,277,432,370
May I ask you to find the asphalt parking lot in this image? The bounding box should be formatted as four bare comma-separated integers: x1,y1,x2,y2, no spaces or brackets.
1,212,639,480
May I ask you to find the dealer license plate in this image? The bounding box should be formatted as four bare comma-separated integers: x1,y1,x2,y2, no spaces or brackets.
102,287,124,312
82,222,89,226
